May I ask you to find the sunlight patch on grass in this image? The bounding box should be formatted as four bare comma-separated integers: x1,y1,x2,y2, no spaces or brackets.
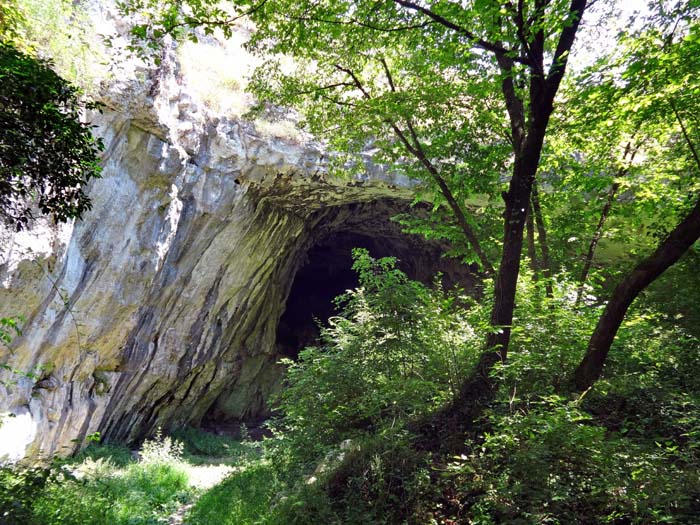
182,463,237,490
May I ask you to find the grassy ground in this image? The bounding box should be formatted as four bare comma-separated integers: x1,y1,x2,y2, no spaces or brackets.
0,427,261,525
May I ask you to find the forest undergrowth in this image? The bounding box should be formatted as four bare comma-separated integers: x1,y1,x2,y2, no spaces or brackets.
3,251,699,524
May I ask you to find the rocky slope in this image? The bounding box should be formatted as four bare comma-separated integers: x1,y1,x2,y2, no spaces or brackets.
0,26,471,460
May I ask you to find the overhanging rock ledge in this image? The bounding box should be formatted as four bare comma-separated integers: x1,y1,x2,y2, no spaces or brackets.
0,40,472,458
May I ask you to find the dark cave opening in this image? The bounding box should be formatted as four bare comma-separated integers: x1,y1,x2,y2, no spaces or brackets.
275,227,477,361
276,232,378,359
201,200,478,430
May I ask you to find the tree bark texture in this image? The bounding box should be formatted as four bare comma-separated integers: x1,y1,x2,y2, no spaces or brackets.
526,202,540,278
531,180,554,297
574,181,619,306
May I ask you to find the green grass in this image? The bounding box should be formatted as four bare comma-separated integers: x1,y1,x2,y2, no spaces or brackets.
185,461,280,525
0,428,267,525
31,461,190,525
1,433,195,525
71,442,134,467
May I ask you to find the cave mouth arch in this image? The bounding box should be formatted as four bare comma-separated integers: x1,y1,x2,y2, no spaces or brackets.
276,231,402,360
275,199,477,361
200,198,476,433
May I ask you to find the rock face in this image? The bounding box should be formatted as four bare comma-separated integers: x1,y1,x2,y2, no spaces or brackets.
0,38,473,459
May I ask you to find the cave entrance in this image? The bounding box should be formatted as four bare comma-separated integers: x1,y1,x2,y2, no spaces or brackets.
275,232,390,360
275,216,476,361
201,199,477,433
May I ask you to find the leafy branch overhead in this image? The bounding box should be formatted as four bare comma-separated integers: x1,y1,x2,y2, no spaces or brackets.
0,42,103,230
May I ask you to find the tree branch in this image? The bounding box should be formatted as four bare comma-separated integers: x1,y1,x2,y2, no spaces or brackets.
335,61,495,275
292,81,359,96
288,13,435,32
162,0,269,33
392,0,532,66
526,201,540,278
512,0,542,75
334,64,372,99
397,118,495,275
574,140,640,306
379,56,397,93
546,0,588,96
495,54,526,149
670,99,700,173
531,179,553,297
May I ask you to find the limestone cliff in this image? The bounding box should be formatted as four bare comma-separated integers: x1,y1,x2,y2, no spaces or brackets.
0,22,471,460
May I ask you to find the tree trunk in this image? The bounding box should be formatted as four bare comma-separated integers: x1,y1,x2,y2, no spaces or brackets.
526,202,540,278
531,180,553,297
574,181,619,306
482,126,549,366
480,0,588,366
406,0,588,443
574,196,700,390
575,141,638,305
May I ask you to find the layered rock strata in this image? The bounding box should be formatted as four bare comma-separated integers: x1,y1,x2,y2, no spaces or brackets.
0,41,471,459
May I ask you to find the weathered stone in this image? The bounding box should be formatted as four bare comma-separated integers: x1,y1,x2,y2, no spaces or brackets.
0,27,472,460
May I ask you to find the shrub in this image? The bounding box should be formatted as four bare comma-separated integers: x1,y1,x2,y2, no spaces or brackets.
0,41,103,230
24,434,191,525
270,249,483,473
0,463,67,524
172,426,259,463
139,428,184,465
438,395,700,524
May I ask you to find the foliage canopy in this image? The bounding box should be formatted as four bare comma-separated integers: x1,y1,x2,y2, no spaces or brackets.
0,42,102,230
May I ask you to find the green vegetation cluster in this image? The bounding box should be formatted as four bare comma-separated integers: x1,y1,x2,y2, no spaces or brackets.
2,0,700,523
1,432,191,524
181,254,698,524
0,0,104,230
181,253,699,524
1,0,106,89
0,42,103,229
2,251,699,523
0,428,262,525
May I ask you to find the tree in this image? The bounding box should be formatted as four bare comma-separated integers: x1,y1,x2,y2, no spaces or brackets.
574,10,700,389
122,1,700,398
0,41,102,230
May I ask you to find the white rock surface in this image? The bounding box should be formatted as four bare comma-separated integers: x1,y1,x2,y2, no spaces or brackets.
0,30,429,458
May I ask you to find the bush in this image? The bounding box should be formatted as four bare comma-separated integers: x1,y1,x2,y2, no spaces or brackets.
270,249,483,474
172,426,259,463
0,463,68,524
139,429,184,465
0,41,102,230
268,267,700,524
492,271,601,397
426,290,700,524
438,395,700,524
